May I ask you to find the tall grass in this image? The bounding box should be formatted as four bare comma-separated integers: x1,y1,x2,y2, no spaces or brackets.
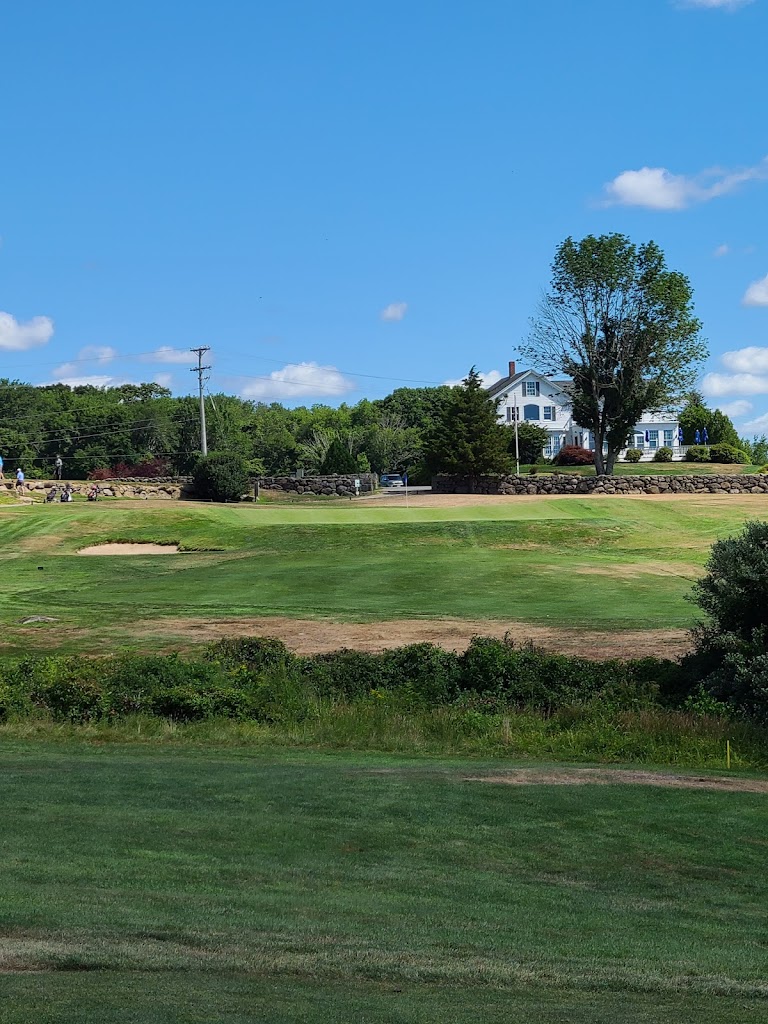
2,704,764,770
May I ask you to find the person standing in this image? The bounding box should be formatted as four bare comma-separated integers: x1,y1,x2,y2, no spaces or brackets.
15,468,25,497
54,455,63,479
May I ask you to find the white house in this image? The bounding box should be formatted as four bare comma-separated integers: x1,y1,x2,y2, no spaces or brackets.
487,361,683,461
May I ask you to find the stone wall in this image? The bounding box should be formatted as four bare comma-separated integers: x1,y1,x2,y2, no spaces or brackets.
4,478,193,499
256,473,378,497
433,473,768,496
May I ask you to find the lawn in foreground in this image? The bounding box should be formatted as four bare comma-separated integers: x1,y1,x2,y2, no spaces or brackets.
0,494,765,652
0,743,766,1023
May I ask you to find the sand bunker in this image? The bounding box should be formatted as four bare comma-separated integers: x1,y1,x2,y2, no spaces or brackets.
466,768,768,793
78,543,180,556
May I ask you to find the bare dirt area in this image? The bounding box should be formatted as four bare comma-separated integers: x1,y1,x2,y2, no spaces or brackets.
363,491,768,509
129,615,690,659
466,768,768,793
78,543,180,555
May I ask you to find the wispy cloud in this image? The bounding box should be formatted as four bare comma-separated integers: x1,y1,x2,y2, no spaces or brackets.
717,399,753,418
240,362,356,401
743,274,768,307
380,302,408,322
743,412,768,432
0,311,54,351
603,157,768,210
444,369,503,388
141,346,191,364
702,372,768,397
52,345,118,379
678,0,754,9
722,346,768,373
713,244,731,258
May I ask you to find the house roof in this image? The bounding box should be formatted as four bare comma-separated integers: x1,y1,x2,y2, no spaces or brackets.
486,371,528,399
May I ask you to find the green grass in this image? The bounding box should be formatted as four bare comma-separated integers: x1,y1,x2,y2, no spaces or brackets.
0,495,766,653
1,743,766,1022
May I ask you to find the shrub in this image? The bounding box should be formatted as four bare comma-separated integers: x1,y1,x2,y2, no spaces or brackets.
685,520,768,721
553,446,594,466
193,453,250,502
624,448,642,463
653,447,673,463
205,636,297,677
708,443,749,465
685,446,710,463
760,465,768,474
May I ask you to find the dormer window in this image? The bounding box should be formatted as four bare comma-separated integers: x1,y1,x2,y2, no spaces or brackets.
524,380,540,397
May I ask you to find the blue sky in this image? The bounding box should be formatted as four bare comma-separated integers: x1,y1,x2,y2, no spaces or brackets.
2,0,768,429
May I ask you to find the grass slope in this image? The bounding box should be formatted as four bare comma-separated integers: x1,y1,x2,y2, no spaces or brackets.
1,744,766,1022
0,496,765,652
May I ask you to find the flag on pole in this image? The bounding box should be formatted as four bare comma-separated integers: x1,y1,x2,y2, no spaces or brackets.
695,429,701,444
402,473,408,486
702,427,709,444
678,426,684,445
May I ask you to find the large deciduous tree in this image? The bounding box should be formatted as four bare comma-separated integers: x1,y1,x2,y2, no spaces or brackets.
522,234,706,475
425,368,510,489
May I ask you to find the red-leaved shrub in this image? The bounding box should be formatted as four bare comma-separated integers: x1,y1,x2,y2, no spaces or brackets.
553,445,595,466
88,458,172,480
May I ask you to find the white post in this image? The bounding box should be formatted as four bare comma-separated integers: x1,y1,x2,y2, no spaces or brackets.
513,392,520,475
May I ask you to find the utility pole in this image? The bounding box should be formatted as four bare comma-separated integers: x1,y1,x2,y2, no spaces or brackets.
190,347,211,456
513,390,520,475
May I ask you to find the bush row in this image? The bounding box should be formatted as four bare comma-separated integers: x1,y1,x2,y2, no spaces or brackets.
0,636,690,724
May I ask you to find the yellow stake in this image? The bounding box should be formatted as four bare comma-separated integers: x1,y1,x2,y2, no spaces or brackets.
727,740,731,770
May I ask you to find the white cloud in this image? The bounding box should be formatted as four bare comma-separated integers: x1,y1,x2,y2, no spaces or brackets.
713,244,731,257
721,346,768,373
702,372,768,397
743,274,768,307
443,369,503,388
154,373,173,388
743,412,768,432
0,311,54,351
50,374,117,388
141,346,191,364
79,345,117,365
240,362,356,401
380,302,408,322
717,399,753,418
679,0,754,9
603,157,768,210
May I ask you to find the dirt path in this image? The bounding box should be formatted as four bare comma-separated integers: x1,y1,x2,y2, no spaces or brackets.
466,768,768,793
129,615,690,659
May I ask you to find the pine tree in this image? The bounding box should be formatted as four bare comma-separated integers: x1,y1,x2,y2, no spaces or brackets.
425,368,510,489
320,436,357,475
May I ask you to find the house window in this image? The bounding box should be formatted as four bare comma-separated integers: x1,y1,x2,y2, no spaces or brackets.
649,430,659,450
663,429,674,446
543,406,556,420
524,404,540,421
635,433,645,449
524,380,540,397
552,435,562,454
506,406,519,422
544,439,552,457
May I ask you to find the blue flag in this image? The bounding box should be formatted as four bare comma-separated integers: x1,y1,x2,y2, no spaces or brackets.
402,473,408,486
702,427,709,444
695,429,701,444
678,426,684,445
645,430,649,443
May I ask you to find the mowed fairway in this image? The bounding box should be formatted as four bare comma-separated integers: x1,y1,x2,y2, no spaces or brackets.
0,493,767,654
0,744,766,1023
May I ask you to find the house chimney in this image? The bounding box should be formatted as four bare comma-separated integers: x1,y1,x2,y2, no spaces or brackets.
508,360,516,377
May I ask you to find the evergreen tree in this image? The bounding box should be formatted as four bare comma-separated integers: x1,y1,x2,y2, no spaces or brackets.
320,436,357,475
425,368,510,489
679,392,742,448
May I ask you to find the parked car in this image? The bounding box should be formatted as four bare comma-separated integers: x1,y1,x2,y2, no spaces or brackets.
379,473,404,488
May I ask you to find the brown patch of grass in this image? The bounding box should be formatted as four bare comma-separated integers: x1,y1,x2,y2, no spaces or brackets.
466,768,768,793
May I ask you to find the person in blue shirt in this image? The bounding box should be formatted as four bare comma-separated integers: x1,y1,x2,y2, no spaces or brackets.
0,453,4,479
